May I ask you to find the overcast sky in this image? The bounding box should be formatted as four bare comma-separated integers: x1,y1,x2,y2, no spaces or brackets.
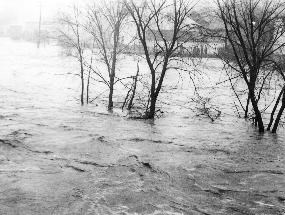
0,0,214,25
0,0,83,25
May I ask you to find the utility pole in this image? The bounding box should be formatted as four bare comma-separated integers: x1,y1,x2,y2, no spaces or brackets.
37,1,42,48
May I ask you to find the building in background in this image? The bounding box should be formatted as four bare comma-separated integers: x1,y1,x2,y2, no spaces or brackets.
7,25,23,40
141,17,225,57
21,21,57,44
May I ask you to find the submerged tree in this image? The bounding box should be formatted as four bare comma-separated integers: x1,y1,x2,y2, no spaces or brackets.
267,56,285,133
217,0,285,132
126,0,199,119
86,1,128,111
57,6,86,105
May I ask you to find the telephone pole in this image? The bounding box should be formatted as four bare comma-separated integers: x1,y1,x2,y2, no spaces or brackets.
37,1,42,48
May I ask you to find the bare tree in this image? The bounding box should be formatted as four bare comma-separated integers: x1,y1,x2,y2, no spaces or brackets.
121,62,140,111
268,57,285,133
128,62,140,110
125,0,198,119
86,1,128,111
217,0,285,132
86,53,94,104
57,6,86,105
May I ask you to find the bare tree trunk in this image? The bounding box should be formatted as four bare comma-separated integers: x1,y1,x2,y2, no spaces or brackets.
146,93,157,119
80,68,84,106
127,63,139,110
146,59,168,119
107,23,120,111
249,89,264,132
267,88,283,131
245,93,250,118
86,69,91,104
79,52,84,106
108,75,115,111
272,89,285,133
86,56,93,105
122,88,131,110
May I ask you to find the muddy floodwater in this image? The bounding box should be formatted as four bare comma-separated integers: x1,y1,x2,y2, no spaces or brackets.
0,38,284,215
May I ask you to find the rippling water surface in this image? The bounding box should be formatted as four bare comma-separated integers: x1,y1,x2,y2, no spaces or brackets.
0,38,284,215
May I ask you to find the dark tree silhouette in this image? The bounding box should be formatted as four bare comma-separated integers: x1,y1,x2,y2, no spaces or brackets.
57,6,86,106
126,0,198,118
217,0,285,132
86,1,128,111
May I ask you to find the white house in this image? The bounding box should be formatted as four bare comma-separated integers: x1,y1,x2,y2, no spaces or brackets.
144,17,225,57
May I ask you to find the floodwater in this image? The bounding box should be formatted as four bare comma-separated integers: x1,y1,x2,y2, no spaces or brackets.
0,38,284,215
